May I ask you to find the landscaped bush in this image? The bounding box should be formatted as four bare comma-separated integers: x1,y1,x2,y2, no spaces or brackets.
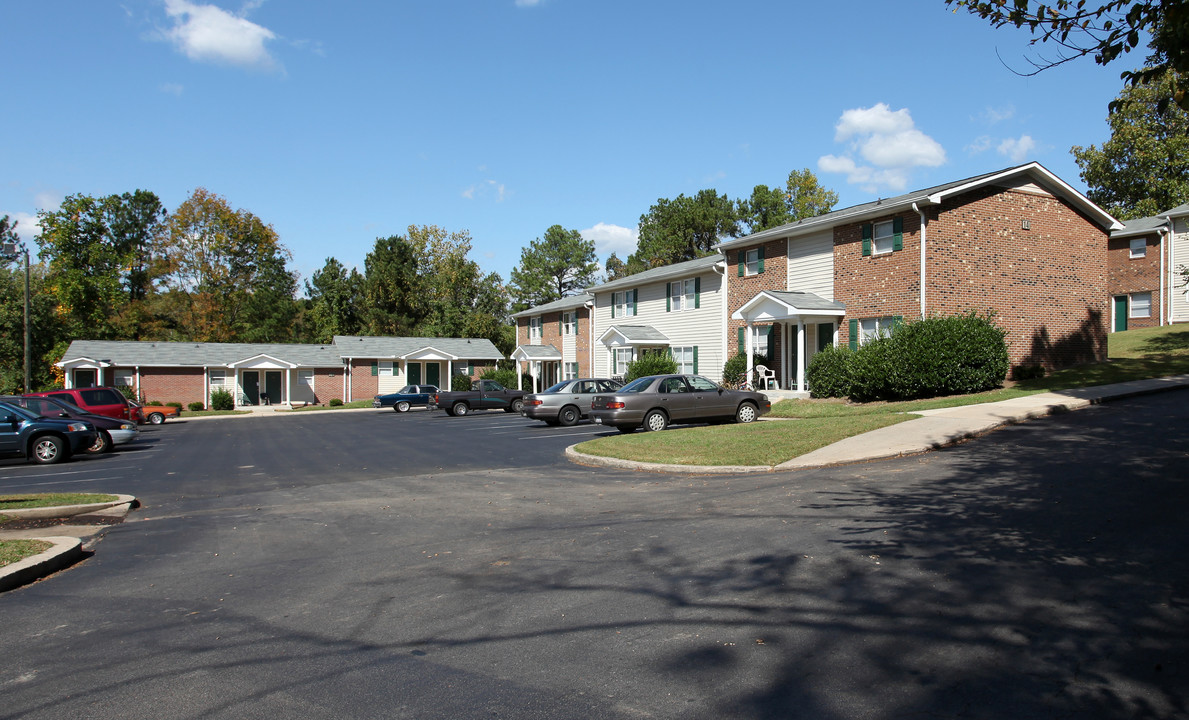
451,373,472,391
481,368,518,389
115,385,136,401
147,400,163,406
210,388,234,411
329,398,343,406
187,401,205,412
721,353,774,389
806,344,853,398
166,401,183,409
624,350,678,383
847,335,899,403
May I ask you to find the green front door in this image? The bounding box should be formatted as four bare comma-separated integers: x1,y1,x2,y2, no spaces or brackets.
1114,296,1128,332
425,362,441,388
408,362,422,385
265,371,282,405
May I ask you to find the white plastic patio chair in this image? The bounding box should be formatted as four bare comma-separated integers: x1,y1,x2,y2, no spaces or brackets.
754,364,778,390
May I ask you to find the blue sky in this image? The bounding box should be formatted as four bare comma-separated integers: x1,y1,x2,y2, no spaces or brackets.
2,1,1131,292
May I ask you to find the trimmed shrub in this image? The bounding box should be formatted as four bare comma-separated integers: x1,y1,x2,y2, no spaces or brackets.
480,368,518,389
806,344,853,398
451,373,472,391
187,401,205,412
721,353,771,389
147,400,163,406
166,401,183,409
848,336,898,403
115,385,136,401
210,388,234,411
624,350,678,383
329,398,343,406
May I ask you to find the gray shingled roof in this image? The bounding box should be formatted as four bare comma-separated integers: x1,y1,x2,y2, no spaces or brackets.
61,336,505,367
587,254,723,294
719,162,1122,249
763,291,846,312
510,293,593,319
1162,203,1189,217
333,336,503,359
600,325,671,344
512,344,562,360
1111,215,1171,238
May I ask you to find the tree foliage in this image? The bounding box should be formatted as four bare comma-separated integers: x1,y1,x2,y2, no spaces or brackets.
738,169,840,233
633,189,740,268
304,257,365,343
508,225,598,311
946,0,1189,113
1072,68,1189,219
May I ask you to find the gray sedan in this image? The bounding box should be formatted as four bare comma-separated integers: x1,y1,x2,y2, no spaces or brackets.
521,378,623,426
589,374,771,433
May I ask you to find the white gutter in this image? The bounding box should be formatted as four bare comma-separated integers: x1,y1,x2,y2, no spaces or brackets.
585,299,595,377
344,357,352,403
913,202,927,317
1160,223,1168,326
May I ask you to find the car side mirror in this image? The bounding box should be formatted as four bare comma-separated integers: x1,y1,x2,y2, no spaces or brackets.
718,388,724,394
1,414,15,424
59,412,70,418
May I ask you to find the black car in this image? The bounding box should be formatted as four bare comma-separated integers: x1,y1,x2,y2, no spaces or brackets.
0,400,97,464
2,395,139,454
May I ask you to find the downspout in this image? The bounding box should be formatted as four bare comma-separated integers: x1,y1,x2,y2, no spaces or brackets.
585,299,595,377
713,260,727,378
135,365,141,403
1160,224,1168,326
203,366,209,410
913,202,927,317
345,357,352,403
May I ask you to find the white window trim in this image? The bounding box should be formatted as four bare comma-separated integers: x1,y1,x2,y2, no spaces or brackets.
669,279,696,311
613,290,637,318
298,369,315,389
671,346,695,374
1130,292,1152,318
563,312,575,336
612,347,634,375
529,316,542,340
859,317,896,345
378,360,395,376
1129,237,1147,259
873,221,895,255
564,361,578,380
745,248,760,276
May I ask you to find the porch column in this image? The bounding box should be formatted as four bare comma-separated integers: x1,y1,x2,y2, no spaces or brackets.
285,370,292,407
517,360,523,390
447,361,454,389
781,323,789,390
745,321,754,382
796,320,806,392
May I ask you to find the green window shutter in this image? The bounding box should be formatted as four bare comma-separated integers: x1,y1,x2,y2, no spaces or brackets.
694,277,701,309
861,224,873,257
758,246,765,273
692,346,699,374
766,326,776,359
631,289,638,316
559,316,563,334
575,314,580,335
892,217,904,251
370,362,378,376
738,326,745,353
737,250,745,276
611,294,616,318
849,319,859,350
892,315,904,331
666,284,672,312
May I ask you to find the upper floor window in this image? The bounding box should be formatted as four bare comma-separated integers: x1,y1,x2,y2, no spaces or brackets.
529,316,542,340
668,279,699,312
1130,237,1147,258
862,218,903,256
562,311,576,335
612,290,637,318
738,247,764,277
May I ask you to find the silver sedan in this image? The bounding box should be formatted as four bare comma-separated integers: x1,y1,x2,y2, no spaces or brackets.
521,378,623,426
588,374,771,433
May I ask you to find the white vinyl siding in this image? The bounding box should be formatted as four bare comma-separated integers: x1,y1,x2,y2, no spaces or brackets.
787,229,834,300
1172,217,1189,323
593,269,725,381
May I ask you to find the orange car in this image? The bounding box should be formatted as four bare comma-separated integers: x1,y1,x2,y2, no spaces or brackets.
128,400,181,425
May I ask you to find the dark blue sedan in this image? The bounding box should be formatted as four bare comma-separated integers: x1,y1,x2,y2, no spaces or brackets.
373,385,439,413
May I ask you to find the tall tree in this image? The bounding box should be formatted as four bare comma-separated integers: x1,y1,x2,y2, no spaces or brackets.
508,225,599,311
945,0,1189,113
784,168,840,221
361,235,422,336
304,257,365,342
633,189,740,268
604,251,647,282
1072,68,1189,219
159,188,294,341
1,216,66,392
738,185,791,233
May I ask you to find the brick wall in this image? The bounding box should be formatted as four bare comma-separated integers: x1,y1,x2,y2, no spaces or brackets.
138,367,206,406
575,306,591,376
835,188,1109,369
726,238,788,367
1107,232,1162,329
311,367,344,404
350,358,379,400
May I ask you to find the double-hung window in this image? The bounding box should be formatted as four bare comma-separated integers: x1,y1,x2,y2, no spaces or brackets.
862,218,903,256
1130,237,1147,259
851,316,898,348
562,312,575,336
529,316,542,340
298,370,314,390
612,290,637,318
564,362,578,380
668,279,698,312
612,347,634,375
1130,292,1152,318
670,346,697,374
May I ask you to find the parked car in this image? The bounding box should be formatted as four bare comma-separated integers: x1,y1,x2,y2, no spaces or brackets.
430,380,527,416
26,387,135,422
588,374,771,433
0,400,97,464
128,400,181,425
4,395,138,454
521,378,623,426
373,385,439,413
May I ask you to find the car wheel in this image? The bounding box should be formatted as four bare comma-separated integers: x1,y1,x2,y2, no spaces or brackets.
615,425,637,434
395,401,410,413
735,402,758,424
87,430,112,454
148,412,165,425
507,398,525,414
31,435,68,464
558,405,580,427
643,409,669,432
452,401,470,417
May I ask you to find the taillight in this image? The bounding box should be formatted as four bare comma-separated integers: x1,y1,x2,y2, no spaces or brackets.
525,399,543,406
607,402,626,409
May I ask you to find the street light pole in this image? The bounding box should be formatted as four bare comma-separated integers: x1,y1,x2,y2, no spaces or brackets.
2,241,30,392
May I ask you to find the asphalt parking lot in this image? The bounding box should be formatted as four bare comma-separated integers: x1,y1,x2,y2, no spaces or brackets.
1,396,1187,719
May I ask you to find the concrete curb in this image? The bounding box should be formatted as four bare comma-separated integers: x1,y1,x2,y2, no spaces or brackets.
565,375,1189,474
0,537,84,592
1,494,138,520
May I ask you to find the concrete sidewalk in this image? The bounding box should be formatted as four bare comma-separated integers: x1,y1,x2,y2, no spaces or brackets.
568,374,1189,474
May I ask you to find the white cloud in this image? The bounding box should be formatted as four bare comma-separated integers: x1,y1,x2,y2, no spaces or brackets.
979,105,1016,124
582,222,637,258
461,179,508,202
162,0,279,70
1,212,44,245
997,134,1036,163
817,103,946,193
966,135,993,154
515,0,544,6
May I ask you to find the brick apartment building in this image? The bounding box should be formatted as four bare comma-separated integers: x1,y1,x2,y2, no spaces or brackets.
1106,203,1189,331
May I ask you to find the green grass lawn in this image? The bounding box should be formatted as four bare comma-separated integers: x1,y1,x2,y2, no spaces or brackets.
0,493,118,511
575,324,1189,467
0,539,52,568
276,400,375,412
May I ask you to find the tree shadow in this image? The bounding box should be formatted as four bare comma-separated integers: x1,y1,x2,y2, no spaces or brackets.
1019,307,1107,370
1140,329,1189,354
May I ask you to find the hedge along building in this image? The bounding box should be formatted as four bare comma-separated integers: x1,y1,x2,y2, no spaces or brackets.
56,336,504,409
510,293,593,391
1106,203,1189,332
718,162,1125,393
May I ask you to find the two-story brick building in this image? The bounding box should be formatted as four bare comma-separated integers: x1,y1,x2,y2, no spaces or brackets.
1106,202,1189,331
510,294,593,391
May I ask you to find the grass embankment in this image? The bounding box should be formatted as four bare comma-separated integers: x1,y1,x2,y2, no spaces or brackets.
0,493,120,568
180,409,252,418
277,400,374,412
576,324,1189,467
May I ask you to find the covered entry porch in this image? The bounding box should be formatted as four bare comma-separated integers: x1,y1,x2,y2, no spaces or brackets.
733,291,846,396
512,344,561,392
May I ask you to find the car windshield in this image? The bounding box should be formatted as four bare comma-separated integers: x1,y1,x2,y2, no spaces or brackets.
543,381,569,393
619,376,657,393
398,386,415,394
48,398,87,414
